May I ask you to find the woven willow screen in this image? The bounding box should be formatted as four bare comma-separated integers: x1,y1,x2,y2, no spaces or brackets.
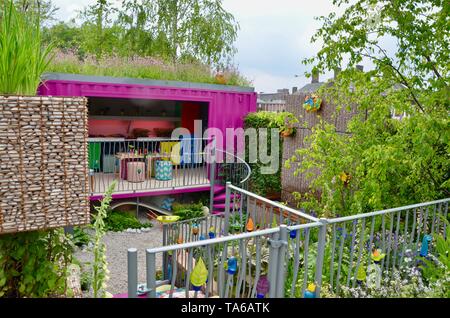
0,96,89,234
281,93,358,205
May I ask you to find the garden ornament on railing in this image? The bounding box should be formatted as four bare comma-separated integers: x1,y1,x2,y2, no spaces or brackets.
419,235,432,257
190,257,208,297
272,215,278,228
290,229,297,239
192,224,199,236
304,283,316,298
356,266,367,286
367,249,386,289
246,217,255,232
256,276,270,298
417,235,433,271
303,94,322,112
208,226,216,239
226,257,238,275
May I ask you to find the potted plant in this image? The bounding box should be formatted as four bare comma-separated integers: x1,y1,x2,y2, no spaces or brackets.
279,113,298,138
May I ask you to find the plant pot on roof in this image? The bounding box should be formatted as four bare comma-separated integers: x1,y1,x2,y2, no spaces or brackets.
215,72,228,85
0,1,89,234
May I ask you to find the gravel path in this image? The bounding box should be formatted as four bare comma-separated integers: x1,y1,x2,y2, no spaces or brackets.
74,221,164,296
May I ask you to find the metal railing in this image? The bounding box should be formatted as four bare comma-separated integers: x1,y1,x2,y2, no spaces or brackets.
88,137,211,196
127,188,449,298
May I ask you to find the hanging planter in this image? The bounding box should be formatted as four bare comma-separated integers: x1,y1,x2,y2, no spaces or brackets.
280,127,295,137
303,94,322,112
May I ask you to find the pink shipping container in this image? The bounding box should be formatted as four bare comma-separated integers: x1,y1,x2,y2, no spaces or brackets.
38,73,257,202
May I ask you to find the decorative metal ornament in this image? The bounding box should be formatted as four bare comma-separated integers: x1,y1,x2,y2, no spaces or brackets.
190,257,208,291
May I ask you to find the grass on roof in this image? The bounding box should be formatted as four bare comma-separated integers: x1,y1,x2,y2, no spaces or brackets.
45,51,251,87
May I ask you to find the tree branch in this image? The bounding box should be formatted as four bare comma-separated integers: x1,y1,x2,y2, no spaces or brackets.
361,47,425,113
424,55,442,79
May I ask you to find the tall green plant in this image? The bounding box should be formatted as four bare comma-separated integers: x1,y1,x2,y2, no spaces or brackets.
0,0,54,95
91,180,116,298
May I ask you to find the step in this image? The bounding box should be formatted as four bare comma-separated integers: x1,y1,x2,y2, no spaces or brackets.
213,185,225,194
213,193,240,202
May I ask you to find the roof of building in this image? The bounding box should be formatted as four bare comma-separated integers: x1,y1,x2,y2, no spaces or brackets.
295,82,326,94
41,72,255,93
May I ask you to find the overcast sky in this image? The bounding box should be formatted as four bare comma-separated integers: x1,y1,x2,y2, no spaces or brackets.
51,0,357,93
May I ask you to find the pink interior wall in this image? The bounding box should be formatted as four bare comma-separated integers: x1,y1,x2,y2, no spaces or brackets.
88,119,175,137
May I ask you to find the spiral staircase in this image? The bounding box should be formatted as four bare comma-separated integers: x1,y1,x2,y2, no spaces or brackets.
211,150,251,215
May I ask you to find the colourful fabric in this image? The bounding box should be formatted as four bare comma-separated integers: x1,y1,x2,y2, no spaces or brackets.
160,141,181,164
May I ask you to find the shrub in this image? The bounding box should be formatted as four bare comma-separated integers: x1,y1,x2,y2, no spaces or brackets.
0,229,73,297
172,202,205,221
71,227,91,247
103,211,152,232
244,111,298,196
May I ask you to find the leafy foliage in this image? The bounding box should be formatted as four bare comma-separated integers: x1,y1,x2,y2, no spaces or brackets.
420,219,450,296
287,0,449,217
0,0,54,94
103,210,152,232
42,0,240,69
244,111,298,196
0,229,74,297
172,202,205,221
70,227,91,247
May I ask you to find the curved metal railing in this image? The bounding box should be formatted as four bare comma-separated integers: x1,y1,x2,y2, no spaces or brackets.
215,149,252,189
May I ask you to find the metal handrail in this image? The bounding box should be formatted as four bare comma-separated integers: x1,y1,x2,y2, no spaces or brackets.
147,226,280,254
227,184,320,222
130,197,449,299
327,198,450,224
215,149,252,185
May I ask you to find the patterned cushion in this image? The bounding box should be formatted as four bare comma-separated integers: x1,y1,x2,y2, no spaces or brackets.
155,160,173,181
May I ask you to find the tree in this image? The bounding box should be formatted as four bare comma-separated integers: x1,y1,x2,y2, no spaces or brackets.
12,0,58,26
154,0,239,65
287,0,449,216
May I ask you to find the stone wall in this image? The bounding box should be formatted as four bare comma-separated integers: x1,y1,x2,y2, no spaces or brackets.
0,96,89,234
